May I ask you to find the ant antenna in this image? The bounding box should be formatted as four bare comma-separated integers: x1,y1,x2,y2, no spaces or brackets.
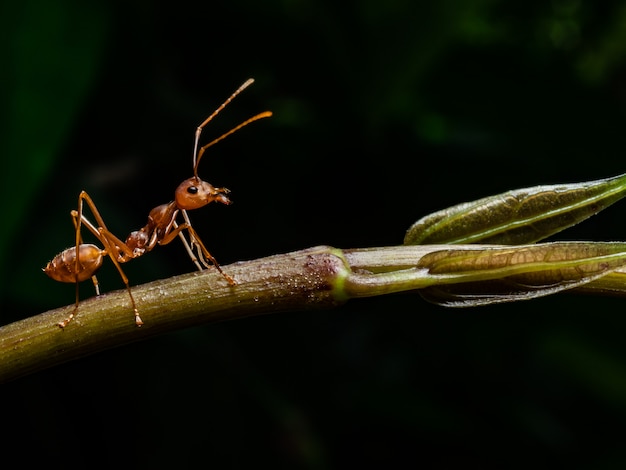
194,111,272,177
192,78,272,178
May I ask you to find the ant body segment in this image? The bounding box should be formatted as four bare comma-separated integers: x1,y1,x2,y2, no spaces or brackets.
44,78,271,328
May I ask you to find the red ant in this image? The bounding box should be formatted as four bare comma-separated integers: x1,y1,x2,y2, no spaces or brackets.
44,78,271,328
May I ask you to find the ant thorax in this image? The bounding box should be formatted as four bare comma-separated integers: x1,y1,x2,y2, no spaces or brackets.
125,202,179,257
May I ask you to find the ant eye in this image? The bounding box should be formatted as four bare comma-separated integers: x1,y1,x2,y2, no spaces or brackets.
187,186,198,194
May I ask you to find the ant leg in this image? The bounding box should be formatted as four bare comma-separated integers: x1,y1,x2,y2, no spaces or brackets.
75,193,141,263
59,206,85,327
159,215,236,285
189,231,236,285
179,210,212,267
57,203,92,328
179,210,234,284
70,209,102,297
58,283,80,328
96,230,143,326
91,275,101,296
76,192,144,326
172,221,203,271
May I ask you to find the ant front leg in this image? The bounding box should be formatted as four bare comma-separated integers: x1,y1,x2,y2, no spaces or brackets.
160,214,236,286
181,210,236,286
169,221,204,272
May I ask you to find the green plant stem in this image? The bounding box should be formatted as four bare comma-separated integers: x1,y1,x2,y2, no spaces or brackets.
0,246,349,383
3,244,626,383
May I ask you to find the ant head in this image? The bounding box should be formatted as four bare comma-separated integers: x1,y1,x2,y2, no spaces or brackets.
175,177,231,210
182,79,272,208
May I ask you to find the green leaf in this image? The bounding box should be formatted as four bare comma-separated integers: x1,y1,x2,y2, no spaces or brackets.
404,173,626,245
416,242,626,306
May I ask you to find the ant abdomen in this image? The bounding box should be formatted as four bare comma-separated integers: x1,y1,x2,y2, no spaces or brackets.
44,244,104,283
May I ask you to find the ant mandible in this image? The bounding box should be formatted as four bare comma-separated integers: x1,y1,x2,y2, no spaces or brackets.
44,78,272,328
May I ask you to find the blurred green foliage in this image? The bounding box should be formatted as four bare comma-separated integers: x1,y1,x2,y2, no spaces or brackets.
0,0,109,307
4,0,626,468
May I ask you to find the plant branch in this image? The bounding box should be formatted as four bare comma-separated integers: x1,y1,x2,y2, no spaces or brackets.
0,246,349,383
3,243,626,383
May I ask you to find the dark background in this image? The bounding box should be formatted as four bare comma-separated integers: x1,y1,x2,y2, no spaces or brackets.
3,0,626,468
